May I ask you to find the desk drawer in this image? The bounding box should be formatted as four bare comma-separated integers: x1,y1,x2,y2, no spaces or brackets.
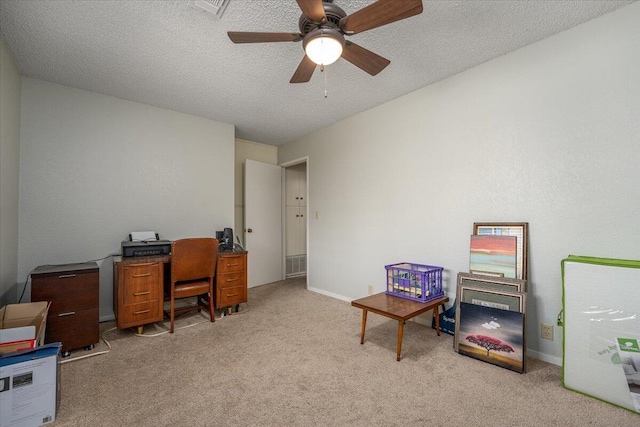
218,271,245,287
45,307,99,351
118,300,162,327
217,284,246,307
217,255,246,274
31,271,98,314
123,262,161,285
122,270,161,306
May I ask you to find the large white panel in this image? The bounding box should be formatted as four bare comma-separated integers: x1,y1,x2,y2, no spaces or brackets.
562,257,640,413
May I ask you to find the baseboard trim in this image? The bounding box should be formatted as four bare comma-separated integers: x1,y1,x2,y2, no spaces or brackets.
527,349,561,366
307,286,352,303
100,314,115,322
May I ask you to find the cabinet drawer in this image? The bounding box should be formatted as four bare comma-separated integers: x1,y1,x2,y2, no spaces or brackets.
122,282,160,306
122,265,161,306
31,272,99,314
217,284,246,307
118,300,162,328
45,307,99,351
123,262,161,285
217,271,245,288
217,255,246,274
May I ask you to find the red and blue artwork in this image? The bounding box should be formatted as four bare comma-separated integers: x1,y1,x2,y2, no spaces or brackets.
469,235,517,278
458,302,525,373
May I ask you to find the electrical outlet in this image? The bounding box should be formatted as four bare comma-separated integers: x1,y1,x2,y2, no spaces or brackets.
541,322,554,340
368,285,374,295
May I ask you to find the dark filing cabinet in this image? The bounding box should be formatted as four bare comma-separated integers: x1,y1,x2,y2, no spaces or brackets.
31,262,100,356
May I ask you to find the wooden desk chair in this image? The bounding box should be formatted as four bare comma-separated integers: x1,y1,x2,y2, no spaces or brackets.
165,238,218,333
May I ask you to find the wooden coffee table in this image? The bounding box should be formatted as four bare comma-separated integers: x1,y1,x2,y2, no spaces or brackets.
351,292,449,361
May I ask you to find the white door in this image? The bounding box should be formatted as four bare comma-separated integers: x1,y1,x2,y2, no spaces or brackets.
244,159,283,287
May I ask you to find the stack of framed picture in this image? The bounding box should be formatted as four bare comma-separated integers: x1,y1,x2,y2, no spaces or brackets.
454,222,529,373
470,222,528,281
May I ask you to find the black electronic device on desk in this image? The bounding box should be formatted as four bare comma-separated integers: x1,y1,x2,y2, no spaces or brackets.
216,227,233,251
121,231,171,257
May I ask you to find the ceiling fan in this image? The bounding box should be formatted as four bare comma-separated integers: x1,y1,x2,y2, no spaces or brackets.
228,0,423,83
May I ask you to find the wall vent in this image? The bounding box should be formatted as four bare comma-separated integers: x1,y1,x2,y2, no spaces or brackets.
189,0,230,19
286,255,306,277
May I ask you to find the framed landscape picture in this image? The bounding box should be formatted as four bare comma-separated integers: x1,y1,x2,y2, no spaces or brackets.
469,235,518,279
473,222,529,280
456,301,526,373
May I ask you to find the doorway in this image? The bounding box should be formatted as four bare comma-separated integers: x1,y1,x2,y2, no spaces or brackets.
283,160,307,279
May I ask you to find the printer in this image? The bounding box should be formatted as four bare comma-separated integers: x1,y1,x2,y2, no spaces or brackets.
121,231,171,257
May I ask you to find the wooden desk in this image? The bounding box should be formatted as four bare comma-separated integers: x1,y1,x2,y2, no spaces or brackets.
113,255,169,333
113,251,247,333
215,251,248,311
351,292,449,361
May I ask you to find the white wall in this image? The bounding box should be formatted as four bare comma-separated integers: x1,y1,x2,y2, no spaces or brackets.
19,79,235,319
0,35,22,305
279,3,640,364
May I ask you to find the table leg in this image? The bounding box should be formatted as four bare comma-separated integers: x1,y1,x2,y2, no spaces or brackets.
360,310,368,344
137,325,143,335
397,320,405,361
434,304,441,337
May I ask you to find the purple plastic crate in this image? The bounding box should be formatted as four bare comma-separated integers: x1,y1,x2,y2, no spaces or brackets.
385,262,444,302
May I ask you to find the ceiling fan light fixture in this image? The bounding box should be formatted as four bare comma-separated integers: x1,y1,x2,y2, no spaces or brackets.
303,28,345,66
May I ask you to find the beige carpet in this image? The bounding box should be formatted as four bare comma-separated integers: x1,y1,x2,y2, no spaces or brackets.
52,277,638,426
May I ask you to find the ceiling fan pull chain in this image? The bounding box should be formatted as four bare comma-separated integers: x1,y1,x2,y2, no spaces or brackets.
323,64,328,98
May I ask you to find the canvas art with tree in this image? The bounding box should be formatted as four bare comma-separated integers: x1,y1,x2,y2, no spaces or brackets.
457,302,525,373
466,334,515,357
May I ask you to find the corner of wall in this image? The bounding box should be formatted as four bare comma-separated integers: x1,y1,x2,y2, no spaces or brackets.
0,34,23,304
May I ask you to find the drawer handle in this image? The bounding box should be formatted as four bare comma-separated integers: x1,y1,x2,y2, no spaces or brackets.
129,262,155,267
58,311,76,317
133,273,151,278
133,309,151,315
226,278,239,282
58,274,76,279
226,293,239,297
133,291,151,296
226,263,239,267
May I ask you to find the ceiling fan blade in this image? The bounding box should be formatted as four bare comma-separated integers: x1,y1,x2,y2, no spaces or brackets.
290,55,316,83
296,0,327,23
341,41,390,76
343,0,423,34
228,32,302,43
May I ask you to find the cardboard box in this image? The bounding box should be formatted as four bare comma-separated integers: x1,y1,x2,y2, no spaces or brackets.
0,342,61,427
0,302,50,354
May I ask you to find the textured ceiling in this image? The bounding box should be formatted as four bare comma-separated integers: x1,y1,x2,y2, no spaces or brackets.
0,0,634,146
